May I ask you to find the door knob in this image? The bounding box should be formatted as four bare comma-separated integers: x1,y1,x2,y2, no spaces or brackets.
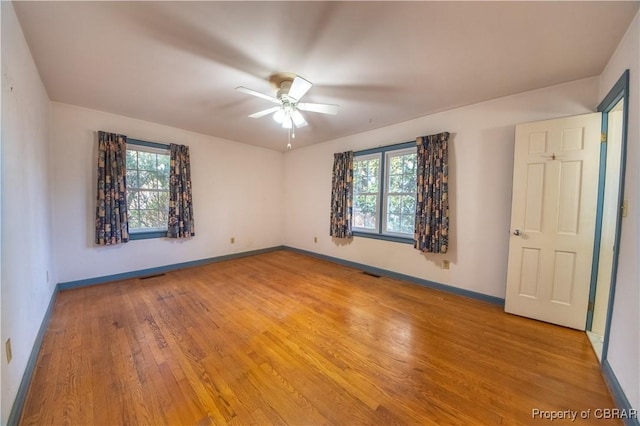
513,229,522,236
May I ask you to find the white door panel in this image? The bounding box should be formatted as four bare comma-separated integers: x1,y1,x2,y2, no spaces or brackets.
505,113,601,330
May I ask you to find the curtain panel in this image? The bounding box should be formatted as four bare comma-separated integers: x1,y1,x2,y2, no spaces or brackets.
414,132,450,253
95,131,129,245
329,151,354,238
168,143,195,238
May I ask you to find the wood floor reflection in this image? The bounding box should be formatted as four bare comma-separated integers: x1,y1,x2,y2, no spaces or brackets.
20,250,619,425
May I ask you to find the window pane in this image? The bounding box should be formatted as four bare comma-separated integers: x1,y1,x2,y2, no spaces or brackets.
384,150,416,235
159,209,168,225
404,155,416,174
157,154,170,173
401,195,416,214
355,158,380,193
354,194,378,230
389,156,403,175
139,209,159,228
126,170,138,189
127,190,139,210
158,191,170,212
387,195,402,214
138,152,156,171
355,169,367,193
139,171,161,190
401,214,414,234
387,214,400,232
128,210,140,229
353,155,381,231
402,174,416,193
138,191,150,209
368,161,380,192
389,175,402,193
126,150,138,170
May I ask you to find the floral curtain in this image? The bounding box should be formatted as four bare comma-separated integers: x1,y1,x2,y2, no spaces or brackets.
329,151,354,238
95,131,129,245
168,143,195,238
414,132,450,253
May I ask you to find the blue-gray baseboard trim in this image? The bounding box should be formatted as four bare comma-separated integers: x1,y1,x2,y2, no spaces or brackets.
283,246,505,306
58,246,285,291
7,285,60,426
602,359,640,426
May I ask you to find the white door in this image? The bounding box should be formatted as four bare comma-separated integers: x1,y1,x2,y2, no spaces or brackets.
505,113,601,330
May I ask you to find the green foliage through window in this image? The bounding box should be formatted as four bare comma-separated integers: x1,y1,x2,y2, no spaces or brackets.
385,151,417,234
353,156,380,231
126,145,170,232
353,144,417,238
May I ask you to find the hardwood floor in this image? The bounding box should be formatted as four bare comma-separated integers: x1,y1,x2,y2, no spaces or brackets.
20,250,620,425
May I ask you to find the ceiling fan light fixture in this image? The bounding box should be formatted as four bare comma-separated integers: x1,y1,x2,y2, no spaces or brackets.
273,108,285,124
282,115,293,129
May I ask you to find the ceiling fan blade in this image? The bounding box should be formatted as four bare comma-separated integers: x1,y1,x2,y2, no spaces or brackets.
248,106,281,118
236,86,280,104
291,110,308,128
288,76,313,101
297,102,339,115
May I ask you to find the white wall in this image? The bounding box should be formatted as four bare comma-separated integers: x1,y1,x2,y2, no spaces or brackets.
1,3,57,423
51,102,285,284
3,2,636,421
598,11,639,412
284,77,598,299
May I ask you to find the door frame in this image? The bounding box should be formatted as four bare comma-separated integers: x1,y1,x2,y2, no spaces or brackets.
586,69,630,362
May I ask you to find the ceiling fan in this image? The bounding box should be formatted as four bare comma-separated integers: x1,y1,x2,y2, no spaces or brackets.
236,73,339,130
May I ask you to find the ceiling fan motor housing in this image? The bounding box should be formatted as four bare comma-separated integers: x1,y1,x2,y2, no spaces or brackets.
277,80,293,101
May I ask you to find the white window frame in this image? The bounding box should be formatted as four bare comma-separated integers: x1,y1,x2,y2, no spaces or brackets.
126,139,171,239
352,153,382,233
382,147,417,237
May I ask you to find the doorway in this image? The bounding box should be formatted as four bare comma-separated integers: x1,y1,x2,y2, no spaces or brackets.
586,70,630,362
504,113,601,329
503,70,630,345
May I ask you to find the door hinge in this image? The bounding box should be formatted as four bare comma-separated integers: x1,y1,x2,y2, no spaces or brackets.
588,301,595,312
601,132,607,143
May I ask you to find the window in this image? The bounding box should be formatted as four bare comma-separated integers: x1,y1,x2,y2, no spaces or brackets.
384,148,417,235
353,154,381,232
126,139,170,239
353,142,417,242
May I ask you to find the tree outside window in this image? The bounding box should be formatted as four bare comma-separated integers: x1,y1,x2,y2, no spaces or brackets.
126,144,170,233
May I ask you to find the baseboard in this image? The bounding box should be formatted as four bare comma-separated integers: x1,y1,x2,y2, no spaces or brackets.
58,246,285,290
7,285,60,426
283,246,505,306
602,360,640,426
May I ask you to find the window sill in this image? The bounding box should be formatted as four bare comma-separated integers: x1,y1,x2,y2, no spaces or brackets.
352,231,414,245
129,230,167,240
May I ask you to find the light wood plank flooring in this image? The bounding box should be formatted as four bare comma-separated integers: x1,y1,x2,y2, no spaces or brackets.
20,250,619,425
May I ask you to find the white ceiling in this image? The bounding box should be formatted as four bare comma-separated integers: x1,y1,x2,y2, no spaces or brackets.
13,1,638,150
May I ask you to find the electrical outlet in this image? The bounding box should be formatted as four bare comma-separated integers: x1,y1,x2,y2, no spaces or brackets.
314,236,318,243
5,339,12,364
442,260,450,270
230,237,235,244
46,270,50,283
